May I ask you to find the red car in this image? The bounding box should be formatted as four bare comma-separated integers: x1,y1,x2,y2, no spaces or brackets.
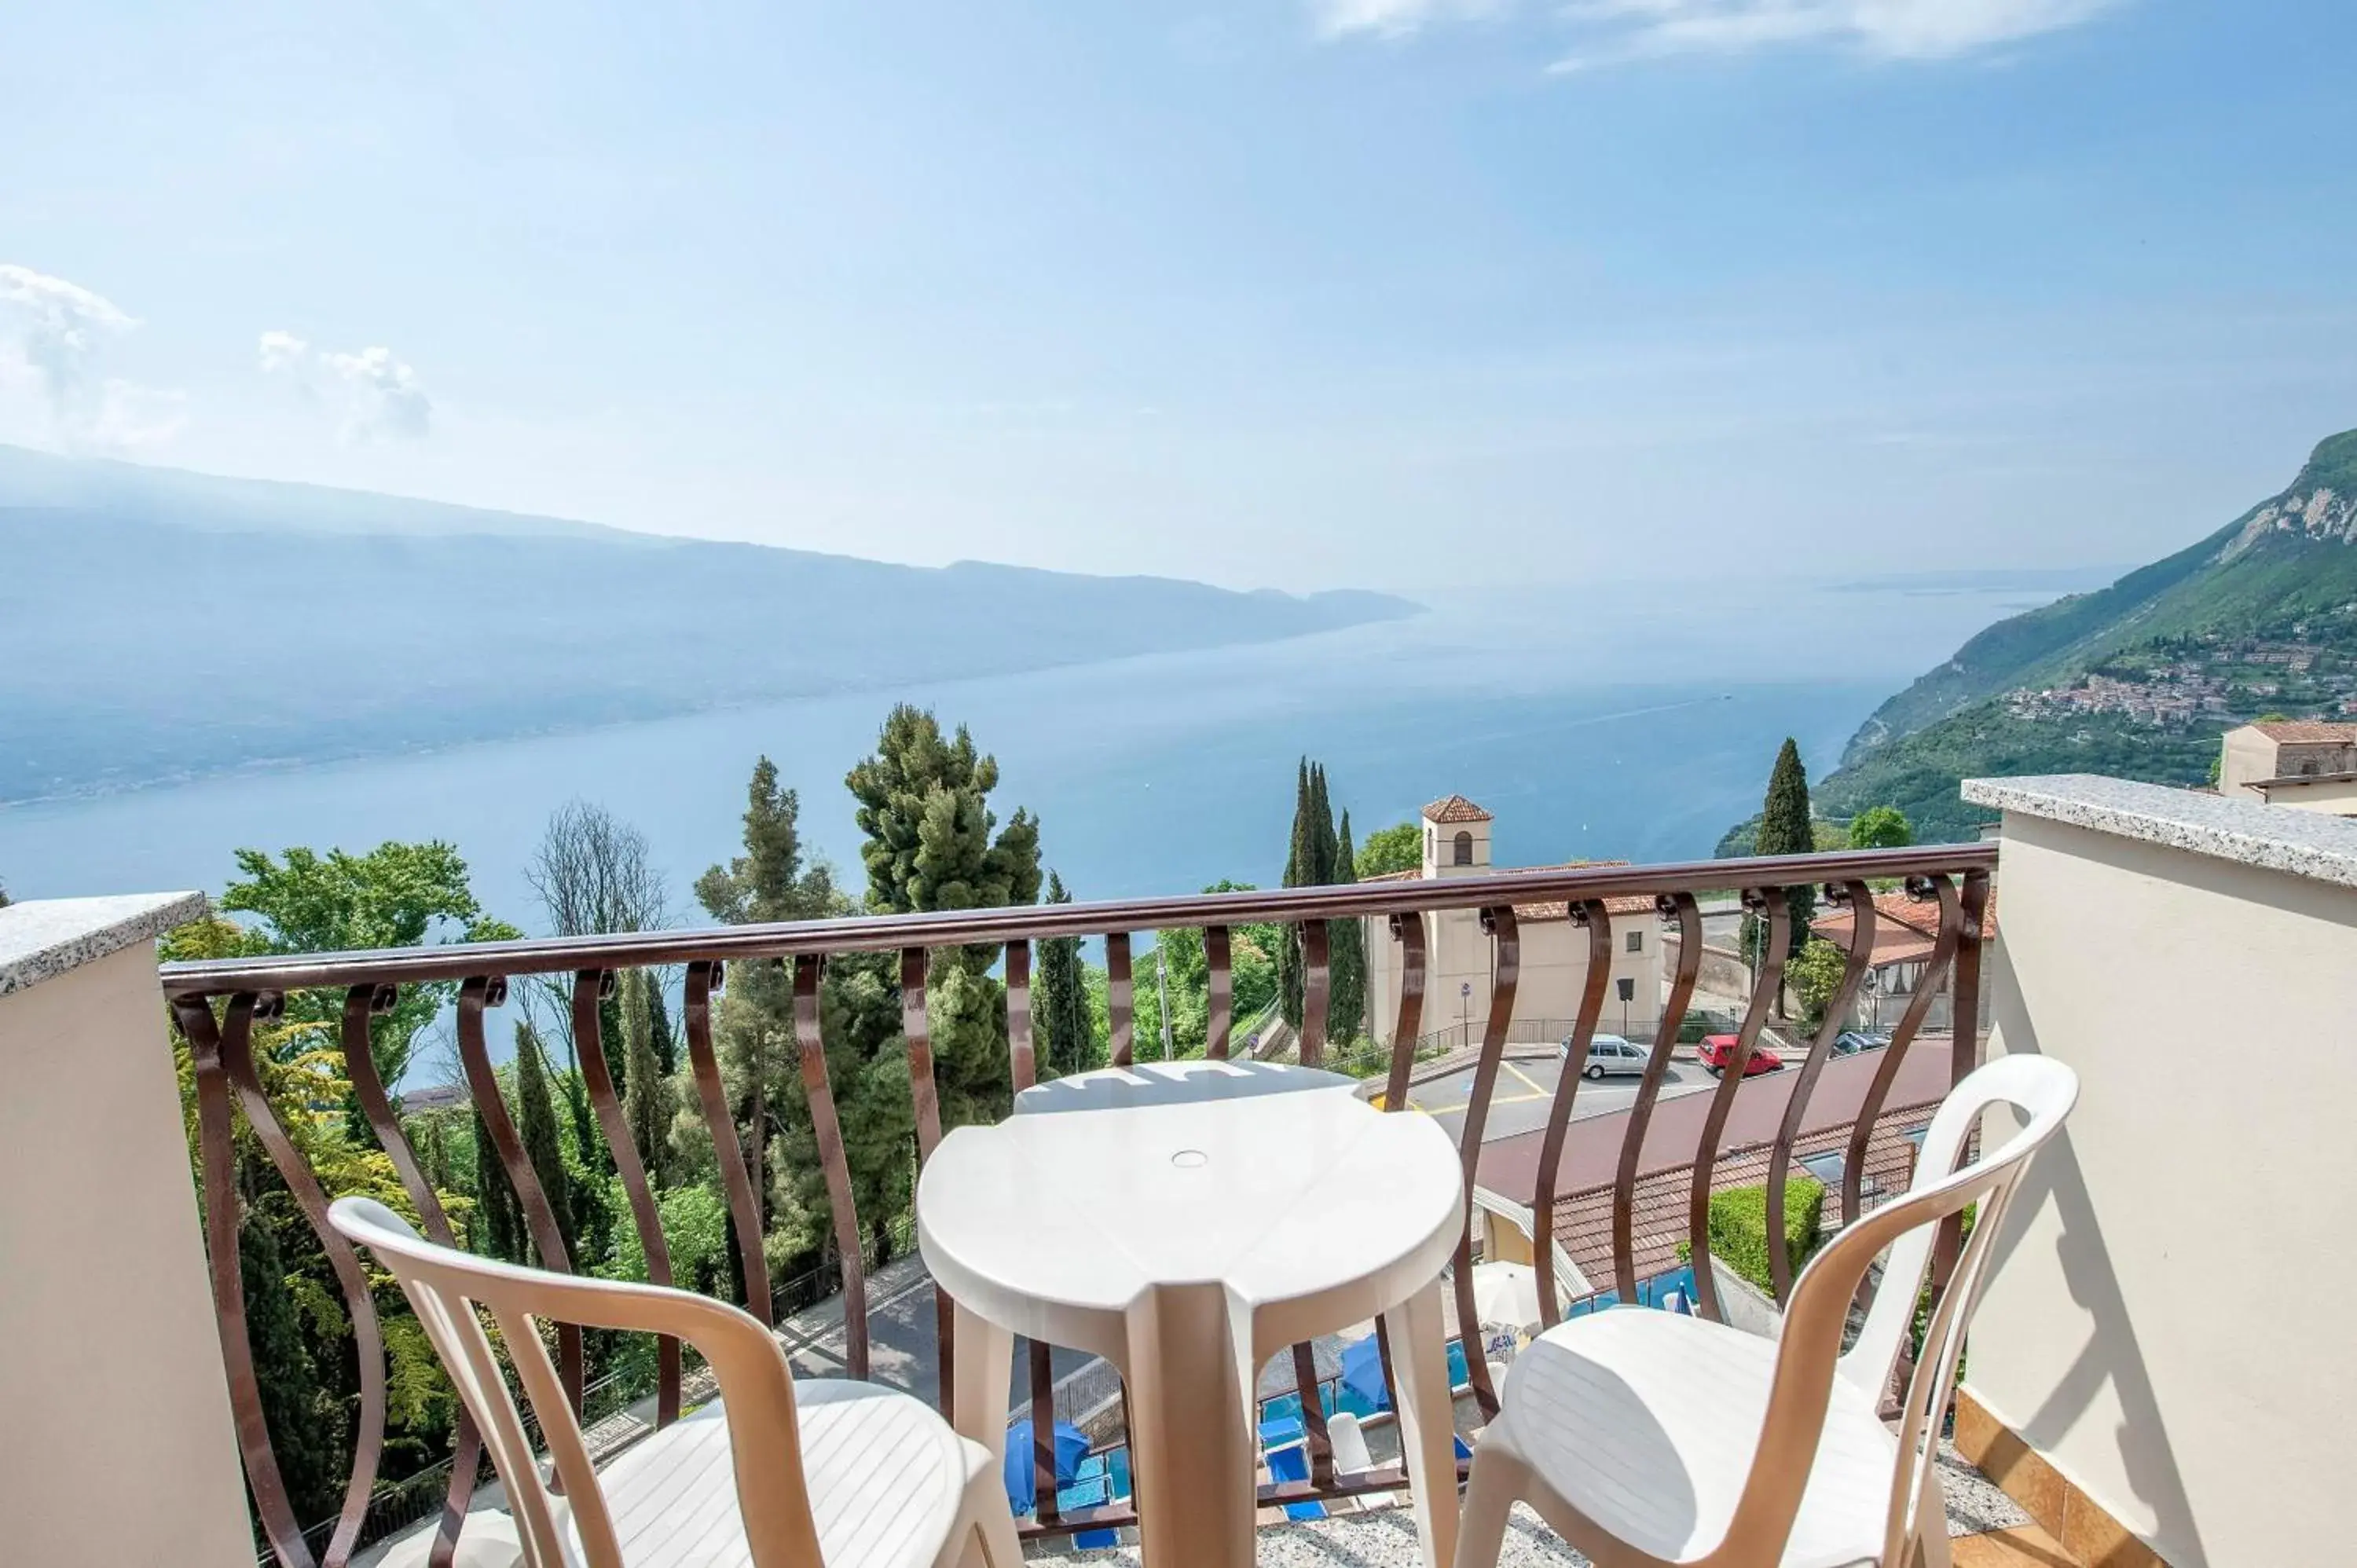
1696,1033,1783,1077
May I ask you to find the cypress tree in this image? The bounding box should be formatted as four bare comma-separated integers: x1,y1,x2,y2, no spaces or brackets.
1747,738,1819,984
620,969,669,1185
1037,870,1094,1077
471,1099,523,1262
1279,760,1311,1027
512,1021,576,1267
1329,810,1366,1042
647,976,678,1076
1308,764,1338,884
240,1210,346,1526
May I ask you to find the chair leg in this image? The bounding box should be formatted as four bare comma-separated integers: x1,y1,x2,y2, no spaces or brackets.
1450,1443,1521,1568
956,1471,1027,1568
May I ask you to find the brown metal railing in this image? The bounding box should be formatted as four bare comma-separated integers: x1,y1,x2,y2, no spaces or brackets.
160,843,1994,1563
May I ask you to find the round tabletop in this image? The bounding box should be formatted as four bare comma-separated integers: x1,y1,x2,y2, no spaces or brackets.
1010,1057,1359,1116
918,1068,1464,1362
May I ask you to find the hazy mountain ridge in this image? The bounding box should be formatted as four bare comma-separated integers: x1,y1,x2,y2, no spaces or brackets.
0,450,1419,803
1814,428,2357,840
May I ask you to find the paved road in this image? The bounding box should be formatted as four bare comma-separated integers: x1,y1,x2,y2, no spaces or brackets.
1405,1050,1724,1141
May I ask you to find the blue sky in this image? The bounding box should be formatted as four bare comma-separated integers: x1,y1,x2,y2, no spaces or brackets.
4,1,2353,592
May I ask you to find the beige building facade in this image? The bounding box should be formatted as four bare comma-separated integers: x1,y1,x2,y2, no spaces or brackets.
1361,795,1662,1047
2217,719,2357,811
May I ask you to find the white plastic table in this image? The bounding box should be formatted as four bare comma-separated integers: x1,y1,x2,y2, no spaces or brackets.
918,1060,1467,1568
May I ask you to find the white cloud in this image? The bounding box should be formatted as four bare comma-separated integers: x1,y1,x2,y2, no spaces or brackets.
1311,0,1502,39
1310,0,2123,60
259,331,433,441
0,262,185,451
1553,0,2121,67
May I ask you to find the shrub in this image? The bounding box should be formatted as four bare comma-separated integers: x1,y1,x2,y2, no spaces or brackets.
1681,1177,1826,1297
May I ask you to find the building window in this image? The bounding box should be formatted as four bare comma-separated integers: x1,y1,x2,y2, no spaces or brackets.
1616,976,1635,1002
1452,830,1474,866
1626,929,1643,953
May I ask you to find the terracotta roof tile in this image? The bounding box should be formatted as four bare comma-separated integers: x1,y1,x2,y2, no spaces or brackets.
1421,794,1494,824
2251,721,2357,743
1354,868,1420,885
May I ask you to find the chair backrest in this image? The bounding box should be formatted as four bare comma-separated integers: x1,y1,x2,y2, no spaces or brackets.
328,1196,821,1568
1720,1054,2077,1566
1327,1411,1376,1475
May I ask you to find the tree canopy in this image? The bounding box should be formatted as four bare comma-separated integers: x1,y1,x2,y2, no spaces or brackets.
1354,821,1420,879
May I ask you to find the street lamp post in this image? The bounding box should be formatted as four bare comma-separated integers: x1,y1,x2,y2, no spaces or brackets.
1461,980,1472,1048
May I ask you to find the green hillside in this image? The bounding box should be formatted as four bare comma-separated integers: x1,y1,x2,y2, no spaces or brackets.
1814,428,2357,842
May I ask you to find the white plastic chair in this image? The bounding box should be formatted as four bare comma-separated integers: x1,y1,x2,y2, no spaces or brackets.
1451,1054,2077,1568
329,1196,1023,1568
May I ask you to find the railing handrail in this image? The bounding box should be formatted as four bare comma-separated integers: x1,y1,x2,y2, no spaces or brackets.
159,842,1994,995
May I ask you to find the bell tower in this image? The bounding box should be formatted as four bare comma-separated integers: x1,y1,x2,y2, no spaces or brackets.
1420,795,1494,878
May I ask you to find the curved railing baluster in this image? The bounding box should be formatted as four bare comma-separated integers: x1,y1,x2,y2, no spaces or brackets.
1106,932,1134,1068
1204,925,1232,1060
1299,919,1330,1068
1448,906,1518,1420
1381,913,1427,1114
794,953,869,1379
218,991,386,1567
901,946,956,1421
179,992,313,1568
455,976,584,1413
684,961,771,1325
571,969,680,1423
339,985,483,1567
1532,900,1611,1328
1688,889,1789,1324
1615,894,1702,1302
1842,877,1960,1226
1765,881,1875,1303
1006,940,1035,1089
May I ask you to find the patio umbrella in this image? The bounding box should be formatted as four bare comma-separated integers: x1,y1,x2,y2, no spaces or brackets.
1470,1262,1542,1332
1001,1420,1091,1514
1340,1334,1389,1410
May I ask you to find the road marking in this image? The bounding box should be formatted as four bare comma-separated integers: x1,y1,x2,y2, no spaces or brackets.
1502,1061,1552,1098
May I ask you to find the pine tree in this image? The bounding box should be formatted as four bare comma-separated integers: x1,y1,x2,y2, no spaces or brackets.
471,1099,523,1262
1329,811,1366,1042
1037,870,1094,1077
512,1021,576,1267
845,705,1042,1127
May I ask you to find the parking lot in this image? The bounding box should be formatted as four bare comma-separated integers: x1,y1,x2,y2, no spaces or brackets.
1402,1047,1720,1141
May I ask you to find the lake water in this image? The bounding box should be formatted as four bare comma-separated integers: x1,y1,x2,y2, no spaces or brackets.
0,577,2055,936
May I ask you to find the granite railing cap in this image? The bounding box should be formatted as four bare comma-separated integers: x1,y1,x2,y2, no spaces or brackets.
0,892,211,998
1963,774,2357,890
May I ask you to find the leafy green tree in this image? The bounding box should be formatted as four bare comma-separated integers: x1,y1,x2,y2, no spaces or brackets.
1787,936,1851,1031
1846,806,1913,851
1354,821,1420,878
220,841,516,1091
512,1022,576,1268
1329,811,1366,1042
1037,871,1094,1077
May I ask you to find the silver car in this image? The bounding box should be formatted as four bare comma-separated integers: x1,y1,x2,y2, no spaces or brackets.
1563,1032,1648,1079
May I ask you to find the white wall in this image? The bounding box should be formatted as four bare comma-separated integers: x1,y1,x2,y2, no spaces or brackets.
1970,810,2357,1567
0,940,253,1566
